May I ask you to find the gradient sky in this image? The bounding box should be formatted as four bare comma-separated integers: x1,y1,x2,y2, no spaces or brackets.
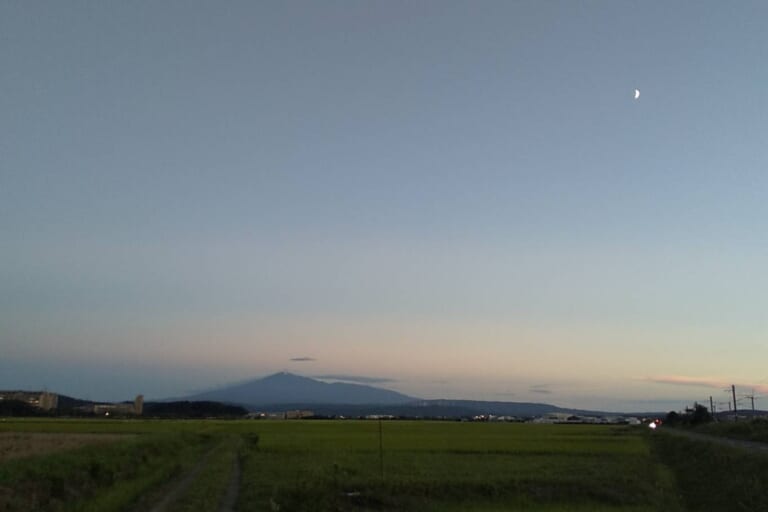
2,1,767,411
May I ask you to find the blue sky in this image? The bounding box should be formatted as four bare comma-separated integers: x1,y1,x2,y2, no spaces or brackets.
2,1,767,411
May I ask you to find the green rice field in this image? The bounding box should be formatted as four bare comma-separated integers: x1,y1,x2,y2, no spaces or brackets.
0,418,760,511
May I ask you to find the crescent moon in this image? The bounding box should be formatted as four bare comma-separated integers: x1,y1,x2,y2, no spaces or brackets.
634,89,640,99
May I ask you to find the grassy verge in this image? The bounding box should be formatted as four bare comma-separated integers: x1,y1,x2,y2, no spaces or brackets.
694,418,768,443
649,430,768,511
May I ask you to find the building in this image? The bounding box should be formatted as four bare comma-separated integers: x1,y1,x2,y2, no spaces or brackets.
92,395,144,416
248,410,314,419
0,391,58,411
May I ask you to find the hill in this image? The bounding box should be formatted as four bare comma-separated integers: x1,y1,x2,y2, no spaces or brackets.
412,399,596,417
262,399,621,419
143,401,247,418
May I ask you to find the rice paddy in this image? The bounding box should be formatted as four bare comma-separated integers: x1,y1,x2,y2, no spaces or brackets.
0,418,752,511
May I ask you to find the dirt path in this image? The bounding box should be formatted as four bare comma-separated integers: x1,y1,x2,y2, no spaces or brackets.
218,447,242,512
661,427,768,453
143,446,216,512
137,436,242,512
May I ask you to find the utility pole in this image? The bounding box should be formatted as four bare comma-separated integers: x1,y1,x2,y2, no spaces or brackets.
742,390,756,414
732,385,738,422
710,396,716,421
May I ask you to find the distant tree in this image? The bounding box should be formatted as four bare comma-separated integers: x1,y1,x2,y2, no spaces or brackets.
143,401,247,418
665,411,681,426
689,403,712,425
666,404,712,427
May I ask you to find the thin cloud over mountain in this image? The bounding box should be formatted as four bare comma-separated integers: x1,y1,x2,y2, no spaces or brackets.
314,374,396,384
529,385,552,395
290,357,316,362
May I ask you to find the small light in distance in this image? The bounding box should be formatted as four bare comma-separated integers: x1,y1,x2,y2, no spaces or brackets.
648,421,657,430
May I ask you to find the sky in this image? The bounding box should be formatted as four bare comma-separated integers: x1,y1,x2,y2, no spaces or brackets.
2,1,767,412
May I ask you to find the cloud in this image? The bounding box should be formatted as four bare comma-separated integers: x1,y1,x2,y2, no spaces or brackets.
646,376,768,394
290,357,316,362
529,384,552,395
646,375,728,389
313,374,396,384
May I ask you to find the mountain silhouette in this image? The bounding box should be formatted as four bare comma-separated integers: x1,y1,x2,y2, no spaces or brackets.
181,372,414,406
170,373,662,418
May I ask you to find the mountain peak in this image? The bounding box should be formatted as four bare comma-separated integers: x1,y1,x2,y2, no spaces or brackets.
264,371,298,380
182,372,413,407
260,372,318,384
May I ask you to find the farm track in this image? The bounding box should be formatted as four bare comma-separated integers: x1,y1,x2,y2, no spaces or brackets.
139,435,242,512
218,443,242,512
142,444,217,512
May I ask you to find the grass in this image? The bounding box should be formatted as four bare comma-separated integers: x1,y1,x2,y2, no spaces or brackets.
694,417,768,443
237,422,681,511
0,418,230,435
0,432,132,462
0,431,213,512
649,429,768,512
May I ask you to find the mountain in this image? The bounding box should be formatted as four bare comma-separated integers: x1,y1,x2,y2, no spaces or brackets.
181,372,415,407
172,373,659,418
